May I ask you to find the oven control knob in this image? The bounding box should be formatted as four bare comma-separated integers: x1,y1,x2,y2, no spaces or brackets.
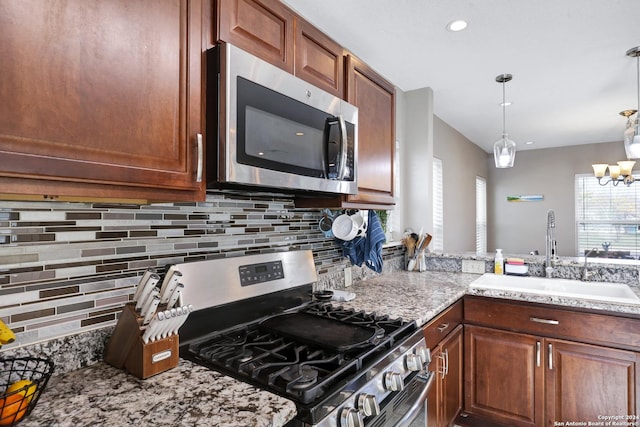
340,407,364,427
384,371,405,392
405,353,423,372
357,393,380,416
416,346,431,365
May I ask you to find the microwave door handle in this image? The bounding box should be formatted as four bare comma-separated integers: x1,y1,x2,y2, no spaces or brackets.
323,118,337,178
337,115,348,179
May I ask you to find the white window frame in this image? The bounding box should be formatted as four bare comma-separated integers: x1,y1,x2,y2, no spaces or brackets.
476,176,487,253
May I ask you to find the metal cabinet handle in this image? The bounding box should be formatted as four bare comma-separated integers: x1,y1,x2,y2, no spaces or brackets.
195,133,203,183
529,317,559,325
548,344,554,370
444,349,449,376
437,353,446,379
536,341,541,368
437,323,450,333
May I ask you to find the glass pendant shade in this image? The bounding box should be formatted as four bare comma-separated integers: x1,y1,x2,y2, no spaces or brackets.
494,134,516,168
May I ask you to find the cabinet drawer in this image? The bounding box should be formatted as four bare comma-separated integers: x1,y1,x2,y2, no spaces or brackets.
464,296,640,352
423,299,463,349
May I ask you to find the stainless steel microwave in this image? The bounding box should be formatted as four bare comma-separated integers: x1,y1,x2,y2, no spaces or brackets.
206,42,358,195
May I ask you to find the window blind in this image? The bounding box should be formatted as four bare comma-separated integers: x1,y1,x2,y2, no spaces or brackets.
432,158,444,252
575,173,640,259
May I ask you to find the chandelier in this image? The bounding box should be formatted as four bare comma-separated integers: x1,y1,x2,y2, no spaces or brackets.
591,47,640,186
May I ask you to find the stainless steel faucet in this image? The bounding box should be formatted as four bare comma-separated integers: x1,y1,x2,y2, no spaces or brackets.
545,209,555,278
583,247,599,281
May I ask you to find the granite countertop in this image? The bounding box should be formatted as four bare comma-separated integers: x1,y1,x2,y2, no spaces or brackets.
21,358,297,427
335,270,477,326
21,269,640,427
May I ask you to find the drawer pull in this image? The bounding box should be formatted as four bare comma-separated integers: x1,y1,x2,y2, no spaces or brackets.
529,317,559,325
437,323,450,333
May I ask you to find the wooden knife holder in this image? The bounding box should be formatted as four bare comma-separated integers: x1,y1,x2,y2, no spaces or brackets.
104,303,179,379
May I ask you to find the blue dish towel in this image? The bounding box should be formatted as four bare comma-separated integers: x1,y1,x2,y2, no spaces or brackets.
337,210,386,273
364,210,386,273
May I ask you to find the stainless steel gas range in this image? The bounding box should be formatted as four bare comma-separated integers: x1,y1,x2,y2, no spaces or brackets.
177,250,433,427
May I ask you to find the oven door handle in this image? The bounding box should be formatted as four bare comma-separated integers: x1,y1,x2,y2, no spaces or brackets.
394,372,434,427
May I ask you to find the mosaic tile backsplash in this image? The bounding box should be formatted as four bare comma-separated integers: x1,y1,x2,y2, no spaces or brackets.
0,191,403,353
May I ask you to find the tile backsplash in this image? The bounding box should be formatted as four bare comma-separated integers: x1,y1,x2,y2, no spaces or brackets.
0,191,402,352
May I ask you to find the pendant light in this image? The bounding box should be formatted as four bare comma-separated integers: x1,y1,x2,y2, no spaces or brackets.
624,47,640,160
493,74,516,168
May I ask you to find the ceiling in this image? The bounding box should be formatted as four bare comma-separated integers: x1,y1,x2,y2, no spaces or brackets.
282,0,640,153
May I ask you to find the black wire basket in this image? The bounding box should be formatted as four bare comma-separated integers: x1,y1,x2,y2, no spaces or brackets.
0,357,54,426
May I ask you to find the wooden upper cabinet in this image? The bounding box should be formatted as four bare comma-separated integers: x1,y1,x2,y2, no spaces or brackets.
345,55,396,206
216,0,294,73
294,18,344,98
0,0,205,202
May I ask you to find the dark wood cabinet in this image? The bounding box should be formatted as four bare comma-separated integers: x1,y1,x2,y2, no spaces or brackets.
463,296,640,427
0,0,205,202
546,338,637,425
344,55,396,207
465,325,542,427
294,17,344,98
424,300,464,427
216,0,294,73
215,0,344,97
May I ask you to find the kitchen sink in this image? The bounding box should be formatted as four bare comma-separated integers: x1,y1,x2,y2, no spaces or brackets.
470,273,640,304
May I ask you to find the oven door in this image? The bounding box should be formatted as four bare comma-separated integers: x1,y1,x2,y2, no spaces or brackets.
371,371,434,427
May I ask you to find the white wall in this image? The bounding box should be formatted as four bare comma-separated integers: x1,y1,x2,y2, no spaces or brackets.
433,116,489,252
400,88,434,236
488,140,626,256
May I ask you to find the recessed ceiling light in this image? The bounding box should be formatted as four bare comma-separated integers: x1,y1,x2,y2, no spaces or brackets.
525,141,534,145
447,19,468,32
500,101,513,107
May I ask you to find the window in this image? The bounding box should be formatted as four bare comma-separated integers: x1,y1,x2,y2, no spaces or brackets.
432,158,444,251
575,173,640,259
476,176,487,253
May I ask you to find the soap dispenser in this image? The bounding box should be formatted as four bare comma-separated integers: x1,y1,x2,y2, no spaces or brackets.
494,249,504,275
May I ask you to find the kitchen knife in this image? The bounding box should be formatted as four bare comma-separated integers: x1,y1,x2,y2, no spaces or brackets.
132,268,156,302
155,309,174,341
135,273,160,311
141,294,161,326
162,308,179,339
166,283,184,309
171,305,193,335
159,269,182,304
142,311,164,344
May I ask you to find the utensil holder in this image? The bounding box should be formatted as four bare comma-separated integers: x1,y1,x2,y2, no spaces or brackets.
104,304,179,379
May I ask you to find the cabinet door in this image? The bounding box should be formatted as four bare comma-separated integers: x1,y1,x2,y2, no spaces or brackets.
0,0,204,202
545,338,637,425
428,346,442,427
440,325,463,426
294,18,344,98
345,55,396,206
465,325,543,427
216,0,294,73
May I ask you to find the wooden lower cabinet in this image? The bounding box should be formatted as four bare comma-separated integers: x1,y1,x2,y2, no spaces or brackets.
465,324,639,427
437,325,464,426
465,325,542,426
546,338,638,425
424,300,464,427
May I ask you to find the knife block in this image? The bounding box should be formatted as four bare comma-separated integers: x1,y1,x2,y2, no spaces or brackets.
104,303,179,379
